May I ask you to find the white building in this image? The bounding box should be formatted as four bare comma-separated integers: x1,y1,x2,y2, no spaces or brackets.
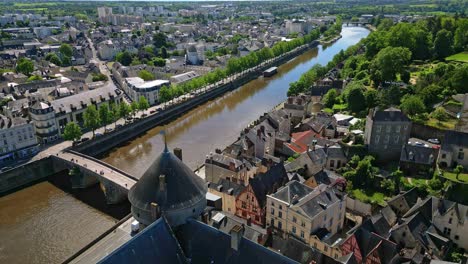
124,77,170,105
267,182,346,246
29,86,123,143
0,115,38,164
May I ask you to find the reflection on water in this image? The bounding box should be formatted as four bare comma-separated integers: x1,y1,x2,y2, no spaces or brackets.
0,180,116,264
103,27,370,176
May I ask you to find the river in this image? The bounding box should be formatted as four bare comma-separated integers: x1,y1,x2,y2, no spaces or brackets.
0,27,368,264
102,27,370,175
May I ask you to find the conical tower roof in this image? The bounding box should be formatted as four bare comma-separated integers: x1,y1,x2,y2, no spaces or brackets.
128,147,207,214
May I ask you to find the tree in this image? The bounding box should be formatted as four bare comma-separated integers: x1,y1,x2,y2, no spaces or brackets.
159,85,172,103
99,103,112,129
153,32,168,48
83,105,100,137
433,29,453,60
370,47,412,85
46,53,62,66
62,122,82,142
130,101,139,117
109,103,118,126
364,89,379,108
16,57,34,76
322,88,337,108
138,70,155,81
138,96,150,113
152,57,166,67
400,95,426,116
160,46,168,58
453,20,468,52
380,179,396,195
115,51,133,66
345,83,366,113
119,102,131,119
454,165,464,181
59,43,73,57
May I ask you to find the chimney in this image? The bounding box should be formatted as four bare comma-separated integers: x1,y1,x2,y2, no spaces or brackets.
260,125,265,134
174,148,182,161
215,148,222,154
292,194,299,205
230,225,245,251
150,202,160,221
159,174,166,192
312,139,317,151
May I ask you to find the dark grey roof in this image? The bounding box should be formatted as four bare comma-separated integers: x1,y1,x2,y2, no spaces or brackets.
99,217,186,264
209,178,246,197
441,130,468,151
176,219,297,264
313,169,342,186
296,186,344,219
128,147,207,212
271,180,313,204
400,144,438,165
249,163,288,208
372,107,410,122
207,211,266,243
326,146,346,160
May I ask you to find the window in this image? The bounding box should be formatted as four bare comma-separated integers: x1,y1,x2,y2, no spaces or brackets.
314,242,317,248
300,230,304,238
293,216,297,223
271,219,274,227
455,235,459,240
301,221,305,227
292,226,296,234
376,125,382,133
278,211,282,218
386,126,391,133
279,205,282,210
330,160,335,168
324,215,327,221
442,154,447,159
374,135,380,144
396,125,401,133
278,221,282,230
271,208,275,215
337,160,341,168
324,246,328,252
449,218,452,224
402,232,406,237
394,135,400,143
271,202,275,207
242,201,246,209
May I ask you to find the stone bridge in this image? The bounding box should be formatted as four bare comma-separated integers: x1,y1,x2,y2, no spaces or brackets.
51,150,137,204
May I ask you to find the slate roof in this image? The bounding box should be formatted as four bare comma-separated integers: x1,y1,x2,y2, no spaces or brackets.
128,147,207,213
295,185,344,220
176,219,297,264
209,178,246,197
206,153,244,171
312,169,342,186
400,143,438,165
249,163,288,208
99,218,186,264
441,130,468,151
270,180,313,204
207,211,266,243
371,107,411,122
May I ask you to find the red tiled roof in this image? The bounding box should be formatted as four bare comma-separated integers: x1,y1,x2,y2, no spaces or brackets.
285,130,322,154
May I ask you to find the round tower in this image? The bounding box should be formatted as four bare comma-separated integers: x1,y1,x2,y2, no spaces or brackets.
128,146,207,227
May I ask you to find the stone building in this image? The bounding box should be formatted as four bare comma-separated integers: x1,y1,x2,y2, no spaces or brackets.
0,115,38,164
124,77,170,105
364,107,412,161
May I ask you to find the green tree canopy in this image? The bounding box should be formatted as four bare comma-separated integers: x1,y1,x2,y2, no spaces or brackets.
116,51,133,66
138,96,150,112
323,88,337,108
83,105,100,137
119,102,131,118
62,122,82,142
433,29,453,60
400,95,426,116
46,53,62,66
16,57,34,76
370,46,412,85
99,103,112,128
138,70,155,81
344,82,366,113
59,43,73,57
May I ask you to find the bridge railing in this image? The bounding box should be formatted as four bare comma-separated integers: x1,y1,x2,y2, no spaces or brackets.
64,149,139,182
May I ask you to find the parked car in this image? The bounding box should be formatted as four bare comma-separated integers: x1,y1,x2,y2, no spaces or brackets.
141,113,148,117
95,133,103,137
116,124,123,129
81,137,90,142
428,138,440,144
105,128,114,133
150,110,156,114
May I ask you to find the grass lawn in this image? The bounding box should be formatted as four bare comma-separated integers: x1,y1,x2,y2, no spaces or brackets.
446,52,468,63
350,189,387,206
443,171,468,183
425,117,457,130
332,103,347,112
